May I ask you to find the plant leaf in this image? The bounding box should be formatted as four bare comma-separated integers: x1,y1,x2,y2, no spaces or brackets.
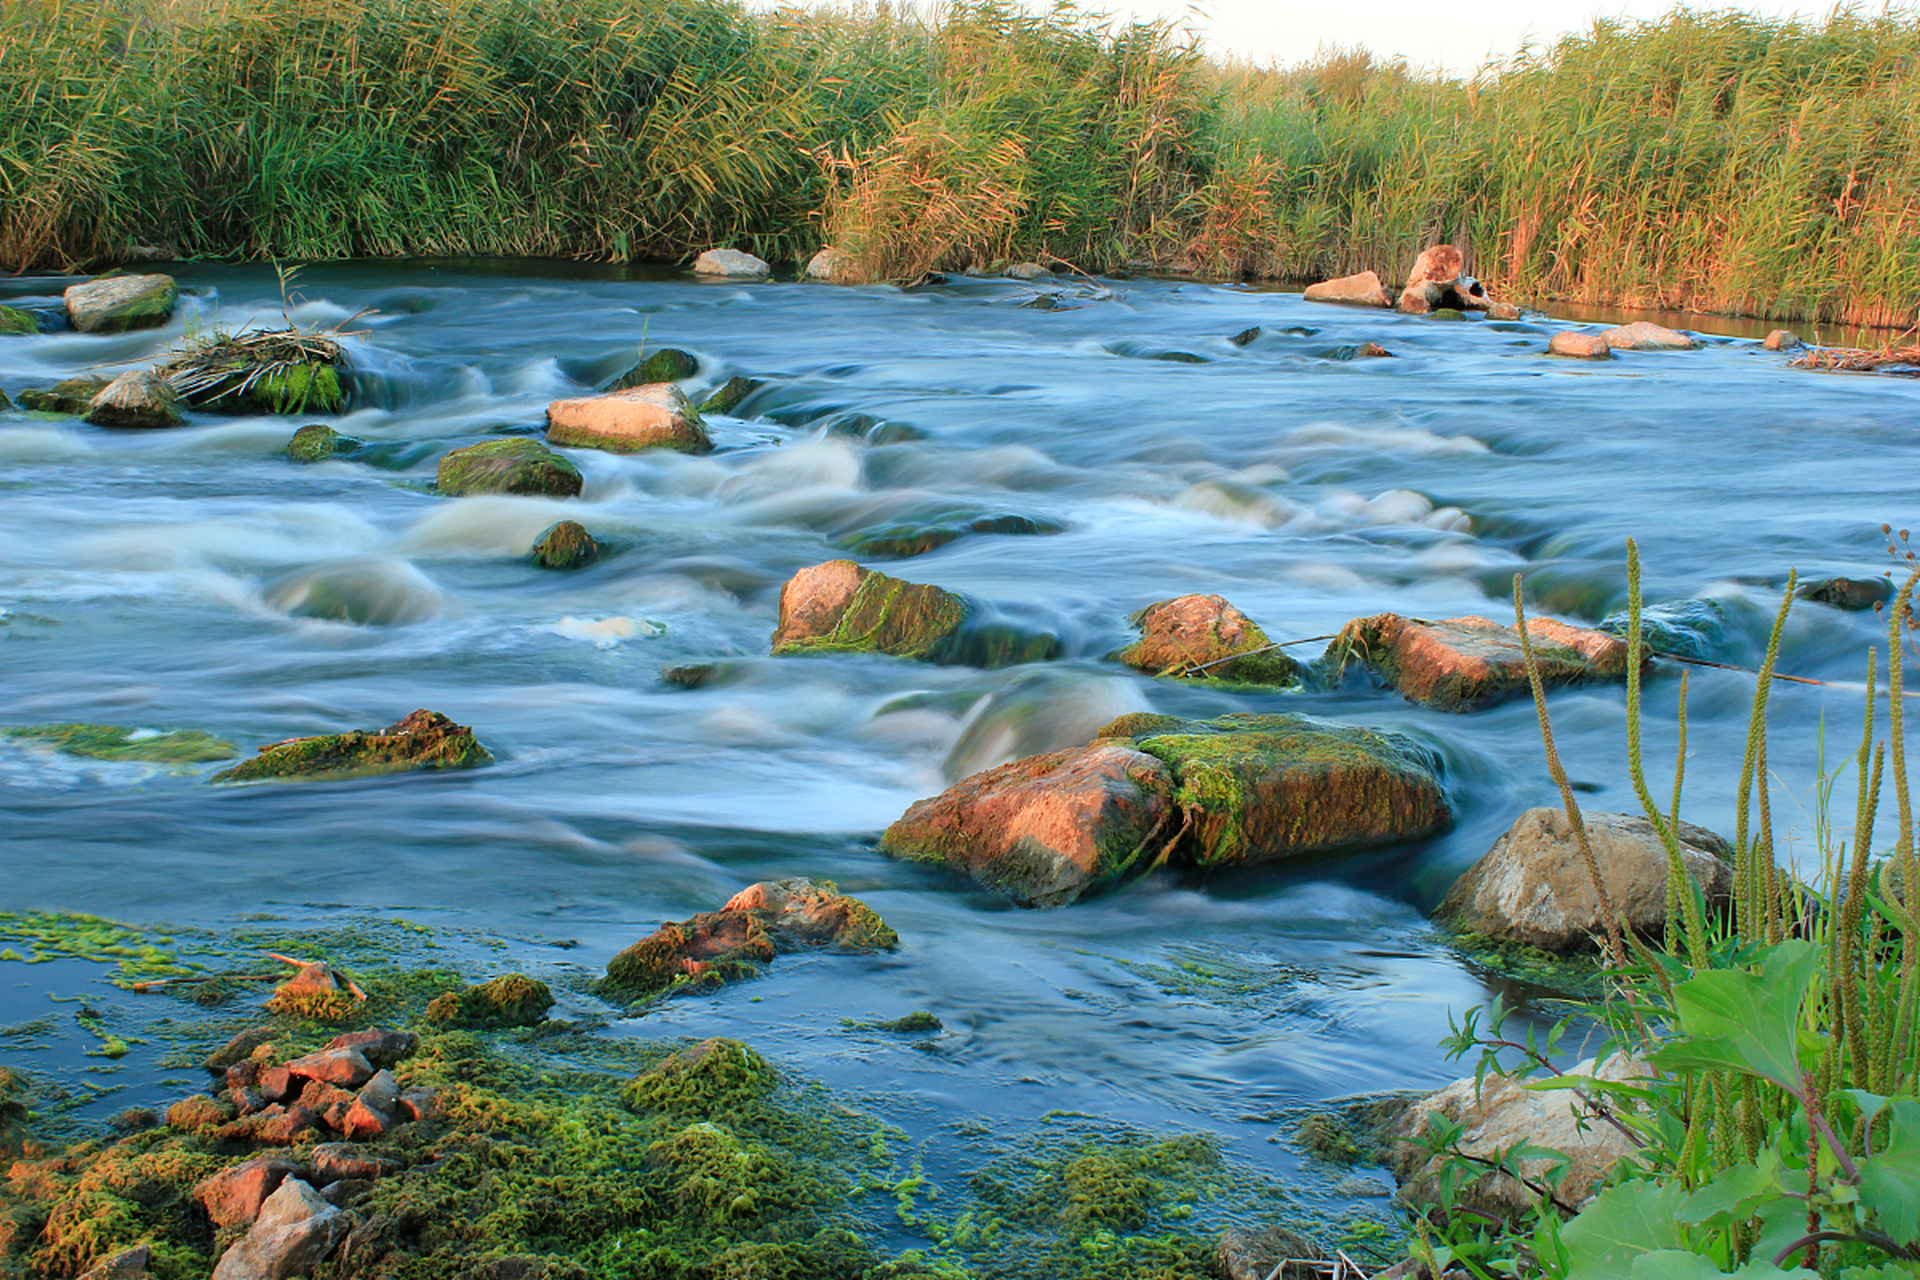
1650,941,1822,1097
1856,1098,1920,1243
1563,1180,1688,1280
1677,1150,1793,1229
1626,1249,1812,1279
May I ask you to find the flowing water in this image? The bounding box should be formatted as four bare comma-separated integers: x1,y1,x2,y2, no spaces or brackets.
2,261,1915,1220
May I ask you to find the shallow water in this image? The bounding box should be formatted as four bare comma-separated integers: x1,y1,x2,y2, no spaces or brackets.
3,261,1916,1211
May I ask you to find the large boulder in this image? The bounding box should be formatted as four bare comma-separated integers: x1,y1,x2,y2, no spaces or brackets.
1438,807,1733,952
1303,270,1393,308
64,274,178,334
1396,246,1491,315
1599,320,1699,351
770,559,1057,667
85,372,183,429
435,438,583,498
1547,331,1612,360
692,248,770,278
1383,1053,1648,1221
1102,712,1449,868
1328,613,1635,712
879,743,1177,907
210,1177,351,1280
1109,593,1297,686
604,878,898,997
545,383,711,454
213,709,492,784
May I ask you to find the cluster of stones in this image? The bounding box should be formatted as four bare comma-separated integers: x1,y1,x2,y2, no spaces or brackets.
1303,245,1520,320
181,1027,434,1149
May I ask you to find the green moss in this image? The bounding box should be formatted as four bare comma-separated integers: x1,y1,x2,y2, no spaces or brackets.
17,377,109,415
612,348,700,388
698,375,764,414
0,304,39,335
437,438,584,498
774,571,968,662
213,710,493,783
1293,1114,1365,1165
4,723,237,765
1441,929,1606,998
530,520,600,569
425,973,555,1029
0,912,211,984
839,516,1066,559
622,1038,782,1123
286,422,363,462
239,362,344,414
852,1012,942,1033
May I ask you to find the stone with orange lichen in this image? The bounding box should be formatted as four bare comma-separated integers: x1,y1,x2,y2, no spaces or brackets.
879,742,1177,907
1327,613,1637,711
544,382,711,454
1396,244,1493,315
1109,593,1297,687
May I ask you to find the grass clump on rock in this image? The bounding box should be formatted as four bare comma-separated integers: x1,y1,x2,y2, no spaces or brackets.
424,973,554,1029
158,329,348,414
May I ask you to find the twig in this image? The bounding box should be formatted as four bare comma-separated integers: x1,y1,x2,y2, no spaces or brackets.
1650,648,1920,697
1172,632,1338,677
128,972,278,993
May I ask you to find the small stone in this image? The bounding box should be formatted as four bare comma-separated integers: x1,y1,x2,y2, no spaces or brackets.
1354,341,1394,358
1763,328,1802,350
251,1105,321,1145
1228,326,1261,346
610,348,700,387
205,1026,279,1073
545,383,711,455
310,1143,403,1183
296,1078,358,1116
1006,261,1051,280
357,1069,399,1113
64,273,178,334
225,1059,262,1091
17,376,109,414
696,375,763,415
1796,576,1893,611
1109,593,1296,686
805,247,860,283
195,1156,301,1228
530,520,600,570
323,1028,418,1068
218,709,492,785
397,1089,441,1123
1487,301,1523,320
76,1244,152,1279
770,559,967,662
211,1177,352,1280
85,371,183,429
661,663,720,688
1218,1225,1326,1280
286,423,361,463
0,304,39,336
285,1046,375,1089
1328,613,1636,712
229,1087,268,1116
1548,331,1613,360
1303,270,1393,308
692,248,770,277
166,1093,235,1135
436,438,583,498
339,1096,393,1141
1599,320,1699,351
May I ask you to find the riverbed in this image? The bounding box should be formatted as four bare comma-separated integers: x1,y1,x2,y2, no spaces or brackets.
2,260,1913,1226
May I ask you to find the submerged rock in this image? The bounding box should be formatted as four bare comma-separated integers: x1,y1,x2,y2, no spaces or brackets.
1599,320,1699,351
85,371,183,429
1328,612,1635,711
771,559,1057,667
610,348,699,387
693,248,770,278
1796,575,1893,610
1303,270,1392,308
530,520,600,569
4,723,236,764
0,304,39,335
214,709,492,784
64,273,178,334
545,383,711,454
1596,597,1729,659
837,513,1063,559
18,376,109,414
0,388,11,411
1547,331,1612,360
1438,807,1733,952
286,423,363,463
603,878,897,998
1217,1224,1327,1280
425,974,554,1028
266,559,444,626
1395,246,1490,315
1109,593,1297,687
697,375,764,415
436,438,583,498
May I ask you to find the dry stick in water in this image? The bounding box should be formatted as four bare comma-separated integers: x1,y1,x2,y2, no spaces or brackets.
1172,632,1336,678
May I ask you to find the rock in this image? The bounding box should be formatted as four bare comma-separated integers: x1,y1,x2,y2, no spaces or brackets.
17,376,108,414
1488,301,1524,320
1328,613,1636,712
545,383,711,454
324,1028,418,1068
1796,576,1892,611
838,513,1064,559
1439,807,1733,952
692,248,770,277
697,375,763,415
195,1156,300,1228
878,742,1177,908
0,388,11,411
604,878,897,997
211,1177,352,1280
804,247,859,283
424,974,553,1028
1599,320,1699,351
1101,712,1450,868
1006,261,1051,280
1109,593,1298,686
397,1089,441,1123
265,961,360,1020
340,1094,395,1142
1396,246,1491,315
435,438,583,498
1218,1224,1326,1280
1763,329,1802,350
257,1066,297,1102
1354,341,1393,358
250,1105,321,1144
286,423,362,462
76,1244,152,1279
530,520,599,570
1383,1053,1647,1220
1228,326,1261,346
63,273,178,334
310,1143,402,1183
84,371,183,429
204,1026,279,1073
771,559,1054,667
215,708,492,784
621,1037,777,1116
166,1093,235,1135
284,1046,375,1089
610,348,699,387
158,331,347,414
0,304,39,335
1547,331,1612,360
1303,270,1393,308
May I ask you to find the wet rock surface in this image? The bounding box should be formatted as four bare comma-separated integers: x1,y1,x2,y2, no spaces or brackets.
424,974,554,1028
214,709,492,784
529,519,600,569
64,274,178,334
1600,319,1700,350
1328,612,1635,711
1109,593,1297,686
435,438,583,498
18,376,110,414
771,560,1060,668
85,372,182,429
545,382,711,454
1547,331,1611,359
1303,270,1392,308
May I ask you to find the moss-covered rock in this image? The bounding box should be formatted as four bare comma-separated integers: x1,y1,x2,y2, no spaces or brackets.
63,274,177,334
1098,711,1449,867
19,376,110,415
1109,594,1297,687
603,879,898,1000
1326,612,1636,712
436,438,583,498
424,974,554,1029
213,709,492,784
610,348,699,388
1796,576,1894,611
545,383,711,455
84,371,183,429
157,329,348,415
771,560,1057,667
286,422,363,463
0,304,39,335
838,515,1065,559
529,520,599,570
698,375,764,415
4,724,236,765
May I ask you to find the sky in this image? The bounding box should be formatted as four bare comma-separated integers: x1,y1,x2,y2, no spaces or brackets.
753,0,1846,76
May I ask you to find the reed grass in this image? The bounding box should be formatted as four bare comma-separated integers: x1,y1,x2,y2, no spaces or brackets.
3,0,1918,324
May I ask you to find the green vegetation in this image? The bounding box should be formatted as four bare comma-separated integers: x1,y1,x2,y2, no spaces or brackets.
1407,540,1920,1277
3,723,236,765
3,0,1916,323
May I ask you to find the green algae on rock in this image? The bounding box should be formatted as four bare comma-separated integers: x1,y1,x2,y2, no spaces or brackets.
63,273,178,334
1109,594,1297,688
698,374,764,414
18,376,110,415
285,422,364,463
424,973,553,1029
838,514,1065,559
157,329,349,414
435,438,584,498
529,519,599,569
213,709,492,784
0,304,39,335
1326,612,1636,712
4,724,237,765
603,878,898,1001
610,346,699,387
772,560,1059,667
